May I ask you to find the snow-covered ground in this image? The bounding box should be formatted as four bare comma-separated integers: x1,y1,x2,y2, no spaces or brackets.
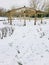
0,17,49,65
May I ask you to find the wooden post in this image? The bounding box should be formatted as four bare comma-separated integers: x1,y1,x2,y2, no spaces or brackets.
8,16,10,23
10,15,12,25
7,12,9,23
29,15,30,22
41,14,43,24
8,16,9,23
9,12,12,25
7,11,12,25
24,11,26,26
34,13,37,25
20,15,21,22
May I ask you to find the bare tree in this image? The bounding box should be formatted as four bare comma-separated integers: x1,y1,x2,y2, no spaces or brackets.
30,0,40,9
44,0,49,13
0,7,6,17
30,0,47,24
39,0,49,24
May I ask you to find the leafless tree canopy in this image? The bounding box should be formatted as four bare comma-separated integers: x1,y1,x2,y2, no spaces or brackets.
30,0,49,11
30,0,40,10
44,0,49,12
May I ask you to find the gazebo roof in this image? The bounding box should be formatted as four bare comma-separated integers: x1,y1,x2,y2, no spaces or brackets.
6,6,45,16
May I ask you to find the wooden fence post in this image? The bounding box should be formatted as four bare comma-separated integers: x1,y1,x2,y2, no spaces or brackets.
24,11,26,26
34,11,37,25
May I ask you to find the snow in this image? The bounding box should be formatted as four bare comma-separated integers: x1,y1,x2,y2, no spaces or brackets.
0,17,49,65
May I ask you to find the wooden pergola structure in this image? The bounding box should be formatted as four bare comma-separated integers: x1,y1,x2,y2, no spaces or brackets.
6,6,45,25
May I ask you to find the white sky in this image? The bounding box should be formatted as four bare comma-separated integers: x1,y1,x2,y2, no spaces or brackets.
0,0,30,10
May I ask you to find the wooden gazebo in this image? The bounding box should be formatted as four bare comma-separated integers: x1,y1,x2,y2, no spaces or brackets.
6,6,45,25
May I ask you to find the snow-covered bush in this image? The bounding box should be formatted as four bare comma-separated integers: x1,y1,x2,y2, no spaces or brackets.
0,29,3,39
40,32,45,38
2,27,7,37
17,62,22,65
3,21,8,24
0,26,14,39
36,28,45,38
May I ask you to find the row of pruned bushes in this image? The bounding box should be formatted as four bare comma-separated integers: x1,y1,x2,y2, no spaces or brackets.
0,27,14,39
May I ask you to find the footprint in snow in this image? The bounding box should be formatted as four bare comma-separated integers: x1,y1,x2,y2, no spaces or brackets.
41,55,44,58
45,49,49,52
17,62,23,65
8,42,13,47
